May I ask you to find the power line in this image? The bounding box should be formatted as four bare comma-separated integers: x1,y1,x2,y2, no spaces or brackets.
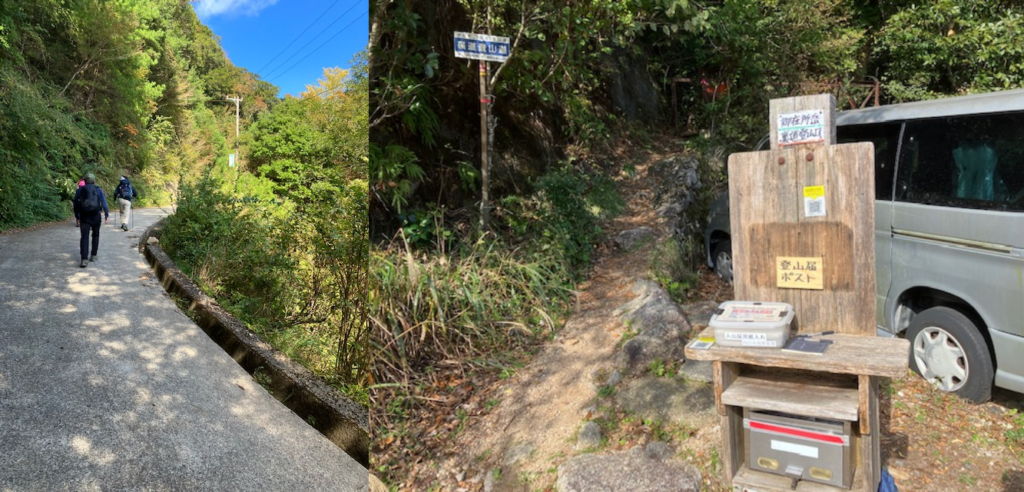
261,1,362,81
268,12,368,84
310,84,346,98
254,0,341,76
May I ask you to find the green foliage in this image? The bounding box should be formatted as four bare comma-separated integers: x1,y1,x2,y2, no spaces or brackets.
398,207,452,249
1006,409,1024,444
876,1,1024,100
162,53,370,403
161,176,294,319
369,143,424,213
563,93,612,147
666,0,866,146
495,166,623,273
163,172,369,402
648,358,678,378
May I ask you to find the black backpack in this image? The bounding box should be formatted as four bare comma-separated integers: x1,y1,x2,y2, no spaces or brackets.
79,184,100,213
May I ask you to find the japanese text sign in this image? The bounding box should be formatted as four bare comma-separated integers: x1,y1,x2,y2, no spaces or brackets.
776,256,824,290
777,109,825,146
454,32,510,63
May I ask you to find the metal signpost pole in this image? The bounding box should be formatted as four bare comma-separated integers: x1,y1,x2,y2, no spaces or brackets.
479,61,490,230
454,31,509,232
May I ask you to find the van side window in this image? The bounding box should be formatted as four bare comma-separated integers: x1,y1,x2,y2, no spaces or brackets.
898,113,1024,211
837,123,901,201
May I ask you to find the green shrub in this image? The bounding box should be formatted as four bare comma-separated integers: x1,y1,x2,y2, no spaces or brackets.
494,165,624,276
162,172,368,405
161,175,294,323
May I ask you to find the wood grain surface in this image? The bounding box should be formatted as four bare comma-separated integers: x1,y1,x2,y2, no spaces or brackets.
727,143,876,335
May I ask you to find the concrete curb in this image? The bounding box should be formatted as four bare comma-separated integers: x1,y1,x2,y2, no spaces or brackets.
139,220,369,468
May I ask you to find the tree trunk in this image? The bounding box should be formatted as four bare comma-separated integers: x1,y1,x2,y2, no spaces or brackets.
368,0,391,70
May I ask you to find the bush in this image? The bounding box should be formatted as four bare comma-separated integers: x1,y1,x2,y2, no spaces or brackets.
494,165,624,275
161,176,294,323
372,164,624,384
162,172,369,405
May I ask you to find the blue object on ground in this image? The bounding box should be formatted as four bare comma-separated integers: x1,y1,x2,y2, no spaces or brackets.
879,468,899,492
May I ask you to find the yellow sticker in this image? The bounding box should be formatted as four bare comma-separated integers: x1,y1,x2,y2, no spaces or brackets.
776,257,824,290
803,185,825,199
803,185,826,217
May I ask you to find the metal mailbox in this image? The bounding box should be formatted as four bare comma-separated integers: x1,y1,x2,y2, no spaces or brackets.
743,409,854,489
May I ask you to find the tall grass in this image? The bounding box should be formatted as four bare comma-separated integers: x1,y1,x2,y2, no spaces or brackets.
370,165,623,389
371,236,573,385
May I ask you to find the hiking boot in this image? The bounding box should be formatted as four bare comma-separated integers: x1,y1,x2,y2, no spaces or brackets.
80,259,88,268
89,255,97,262
122,224,128,231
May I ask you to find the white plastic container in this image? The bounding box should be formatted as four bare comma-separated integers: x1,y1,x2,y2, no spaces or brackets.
710,301,794,348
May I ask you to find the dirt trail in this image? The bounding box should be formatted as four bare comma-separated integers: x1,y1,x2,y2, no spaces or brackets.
419,152,686,491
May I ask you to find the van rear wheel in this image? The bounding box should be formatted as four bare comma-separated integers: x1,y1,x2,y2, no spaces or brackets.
712,240,733,285
906,307,993,403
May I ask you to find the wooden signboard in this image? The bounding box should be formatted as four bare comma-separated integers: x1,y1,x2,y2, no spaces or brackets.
687,94,908,492
728,95,875,335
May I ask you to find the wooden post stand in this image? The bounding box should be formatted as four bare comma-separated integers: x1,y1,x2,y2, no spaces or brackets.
686,95,909,491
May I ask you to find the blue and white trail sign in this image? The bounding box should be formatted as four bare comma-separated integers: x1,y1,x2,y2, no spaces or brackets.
454,31,510,63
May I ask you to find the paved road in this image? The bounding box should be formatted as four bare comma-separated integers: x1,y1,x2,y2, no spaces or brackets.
0,208,367,491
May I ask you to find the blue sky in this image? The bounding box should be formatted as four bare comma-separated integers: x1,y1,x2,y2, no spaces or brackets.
193,0,369,98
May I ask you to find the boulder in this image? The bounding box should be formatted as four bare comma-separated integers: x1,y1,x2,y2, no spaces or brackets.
557,443,701,492
614,377,716,427
576,421,603,450
647,155,704,238
615,227,654,251
614,280,690,375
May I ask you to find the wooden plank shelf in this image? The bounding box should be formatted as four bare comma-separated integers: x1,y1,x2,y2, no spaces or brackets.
733,464,865,492
701,96,911,492
721,376,859,421
685,327,909,379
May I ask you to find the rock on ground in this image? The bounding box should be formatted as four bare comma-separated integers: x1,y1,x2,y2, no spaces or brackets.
556,443,701,492
677,359,714,383
681,299,721,327
503,442,536,467
615,227,654,251
613,280,691,375
647,155,702,237
614,376,716,428
576,421,603,449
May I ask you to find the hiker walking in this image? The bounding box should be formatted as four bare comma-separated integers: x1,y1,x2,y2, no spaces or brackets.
73,173,109,268
74,178,86,227
113,175,137,231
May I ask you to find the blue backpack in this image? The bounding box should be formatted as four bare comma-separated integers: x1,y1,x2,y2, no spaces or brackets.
117,183,133,201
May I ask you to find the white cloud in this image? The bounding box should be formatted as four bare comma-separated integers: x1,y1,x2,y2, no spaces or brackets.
192,0,279,18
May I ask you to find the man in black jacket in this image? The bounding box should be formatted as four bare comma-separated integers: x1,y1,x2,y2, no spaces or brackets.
73,173,109,268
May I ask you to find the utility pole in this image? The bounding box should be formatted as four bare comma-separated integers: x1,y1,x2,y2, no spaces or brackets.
225,96,242,142
225,96,242,170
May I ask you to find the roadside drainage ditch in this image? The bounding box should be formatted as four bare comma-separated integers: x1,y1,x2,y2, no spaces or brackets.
138,220,369,468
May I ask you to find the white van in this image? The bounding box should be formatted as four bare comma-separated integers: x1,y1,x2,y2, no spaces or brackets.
704,89,1024,402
